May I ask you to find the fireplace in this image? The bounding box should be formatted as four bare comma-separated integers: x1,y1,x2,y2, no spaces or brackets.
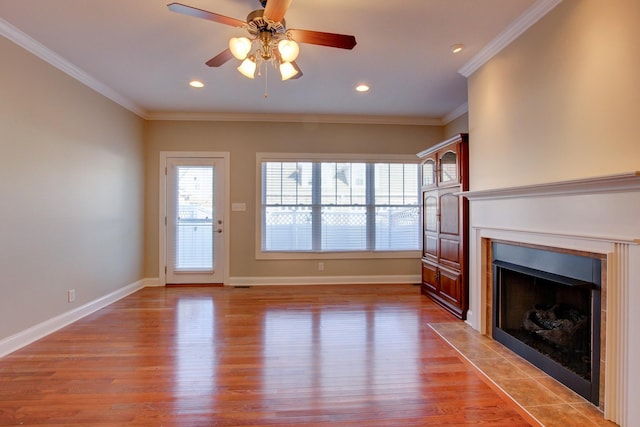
492,241,602,405
460,173,640,424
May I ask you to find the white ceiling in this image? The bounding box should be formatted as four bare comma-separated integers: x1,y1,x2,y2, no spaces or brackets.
0,0,554,123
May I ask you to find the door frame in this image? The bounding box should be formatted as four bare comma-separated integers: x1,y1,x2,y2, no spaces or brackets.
159,151,230,285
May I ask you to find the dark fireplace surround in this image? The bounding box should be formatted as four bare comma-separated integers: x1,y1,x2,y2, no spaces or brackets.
492,242,602,405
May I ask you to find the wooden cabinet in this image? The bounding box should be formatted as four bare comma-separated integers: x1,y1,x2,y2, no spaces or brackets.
417,134,469,319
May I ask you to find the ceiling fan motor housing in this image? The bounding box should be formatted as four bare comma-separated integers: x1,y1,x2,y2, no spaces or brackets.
246,9,286,35
246,9,288,60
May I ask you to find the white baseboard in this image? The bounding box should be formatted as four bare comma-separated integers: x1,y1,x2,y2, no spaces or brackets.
142,277,163,287
227,275,421,286
143,275,420,287
0,279,147,358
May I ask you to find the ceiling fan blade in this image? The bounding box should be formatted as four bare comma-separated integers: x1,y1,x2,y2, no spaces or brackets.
263,0,292,23
206,49,235,67
167,3,245,27
288,29,357,50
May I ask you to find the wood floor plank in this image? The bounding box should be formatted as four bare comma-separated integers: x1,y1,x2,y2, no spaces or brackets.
0,284,532,426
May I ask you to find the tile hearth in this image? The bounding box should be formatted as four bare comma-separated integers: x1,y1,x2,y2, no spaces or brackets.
430,322,617,427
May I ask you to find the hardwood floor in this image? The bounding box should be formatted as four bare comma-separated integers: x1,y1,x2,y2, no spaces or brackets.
0,284,534,426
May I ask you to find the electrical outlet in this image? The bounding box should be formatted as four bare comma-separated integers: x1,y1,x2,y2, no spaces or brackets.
318,262,325,271
68,289,76,303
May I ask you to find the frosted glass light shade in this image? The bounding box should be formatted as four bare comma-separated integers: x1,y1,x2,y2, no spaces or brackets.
279,61,298,80
237,57,257,79
229,37,252,60
277,39,299,62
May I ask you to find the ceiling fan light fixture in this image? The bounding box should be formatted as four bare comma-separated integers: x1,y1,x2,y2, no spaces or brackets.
167,2,357,89
237,57,257,79
229,37,252,60
279,61,299,80
277,39,299,62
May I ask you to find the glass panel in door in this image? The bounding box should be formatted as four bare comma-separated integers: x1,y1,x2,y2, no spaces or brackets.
439,151,458,184
422,192,438,259
422,159,436,187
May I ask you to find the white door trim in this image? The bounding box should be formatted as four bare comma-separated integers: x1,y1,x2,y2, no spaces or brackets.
159,151,230,285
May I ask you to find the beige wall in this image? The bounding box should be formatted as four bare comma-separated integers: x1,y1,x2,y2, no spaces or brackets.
468,0,640,190
444,112,469,139
0,37,145,340
466,1,640,423
144,120,442,279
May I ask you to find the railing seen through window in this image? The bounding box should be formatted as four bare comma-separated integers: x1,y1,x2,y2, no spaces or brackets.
261,160,420,253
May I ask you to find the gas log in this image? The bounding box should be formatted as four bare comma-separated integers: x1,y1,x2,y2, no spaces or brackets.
522,303,588,348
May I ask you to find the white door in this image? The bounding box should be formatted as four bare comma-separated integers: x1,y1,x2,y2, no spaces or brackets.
165,157,225,284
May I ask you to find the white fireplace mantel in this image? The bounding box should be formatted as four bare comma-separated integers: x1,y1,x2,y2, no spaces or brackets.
461,172,640,426
459,171,640,201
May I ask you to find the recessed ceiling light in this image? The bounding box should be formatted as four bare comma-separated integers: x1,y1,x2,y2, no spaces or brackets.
189,80,205,88
451,44,464,54
355,84,370,92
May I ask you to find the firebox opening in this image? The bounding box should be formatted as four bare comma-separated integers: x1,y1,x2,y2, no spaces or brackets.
492,242,601,405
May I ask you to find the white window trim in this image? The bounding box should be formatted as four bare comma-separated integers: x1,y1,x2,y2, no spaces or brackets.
255,152,422,260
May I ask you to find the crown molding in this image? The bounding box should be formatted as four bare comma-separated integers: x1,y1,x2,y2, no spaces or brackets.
458,0,563,78
0,17,145,117
442,103,468,125
146,111,443,126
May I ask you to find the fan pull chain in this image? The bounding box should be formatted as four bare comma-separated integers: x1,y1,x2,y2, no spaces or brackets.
264,65,269,98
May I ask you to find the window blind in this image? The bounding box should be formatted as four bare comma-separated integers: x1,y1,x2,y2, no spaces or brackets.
261,160,419,253
174,165,215,270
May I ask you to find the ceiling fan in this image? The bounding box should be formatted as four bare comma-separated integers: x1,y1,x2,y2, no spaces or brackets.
167,0,357,81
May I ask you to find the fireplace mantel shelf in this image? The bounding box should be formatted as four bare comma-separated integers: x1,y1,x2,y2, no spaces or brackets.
458,171,640,200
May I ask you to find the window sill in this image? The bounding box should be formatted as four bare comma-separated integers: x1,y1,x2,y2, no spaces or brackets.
255,250,421,260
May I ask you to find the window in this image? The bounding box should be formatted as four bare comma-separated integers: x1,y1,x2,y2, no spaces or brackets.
173,165,214,271
259,154,420,257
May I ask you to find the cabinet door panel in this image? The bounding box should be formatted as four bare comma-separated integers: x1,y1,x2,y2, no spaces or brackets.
439,237,460,269
423,193,438,232
438,267,462,306
422,158,436,187
438,149,459,185
424,235,438,259
439,190,459,236
421,262,438,292
422,191,439,259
